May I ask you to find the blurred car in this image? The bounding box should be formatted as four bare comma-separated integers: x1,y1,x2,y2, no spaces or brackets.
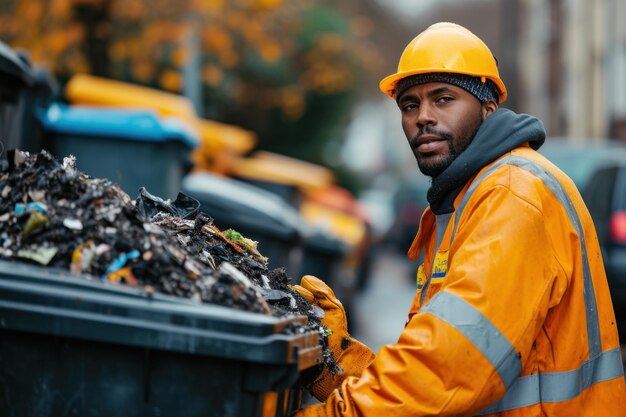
388,179,429,255
539,138,626,333
538,138,626,189
582,164,626,330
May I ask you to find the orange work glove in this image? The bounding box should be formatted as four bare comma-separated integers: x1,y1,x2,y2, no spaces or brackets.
292,275,375,402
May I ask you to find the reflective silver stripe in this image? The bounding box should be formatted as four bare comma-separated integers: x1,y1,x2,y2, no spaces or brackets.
451,155,601,358
477,348,624,415
434,213,453,251
421,291,522,387
447,155,617,413
420,213,454,305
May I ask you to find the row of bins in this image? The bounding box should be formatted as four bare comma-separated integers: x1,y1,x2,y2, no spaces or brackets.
182,172,350,282
39,104,198,201
0,43,356,304
0,41,336,416
36,103,351,293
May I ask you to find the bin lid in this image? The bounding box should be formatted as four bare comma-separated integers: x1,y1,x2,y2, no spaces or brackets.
198,118,256,155
0,260,321,368
65,73,197,126
230,151,334,192
305,230,350,254
39,104,199,149
300,201,366,248
0,41,34,86
182,172,304,241
305,185,370,224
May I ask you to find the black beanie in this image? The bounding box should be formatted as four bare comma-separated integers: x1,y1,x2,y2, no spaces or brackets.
395,72,499,103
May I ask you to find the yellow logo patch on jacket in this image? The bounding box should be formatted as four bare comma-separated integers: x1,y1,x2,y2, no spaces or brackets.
416,264,426,289
431,251,448,284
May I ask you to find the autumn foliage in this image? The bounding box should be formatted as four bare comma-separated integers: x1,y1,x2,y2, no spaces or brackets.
0,0,381,134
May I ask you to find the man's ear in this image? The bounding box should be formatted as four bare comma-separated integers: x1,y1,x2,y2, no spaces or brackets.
481,100,498,119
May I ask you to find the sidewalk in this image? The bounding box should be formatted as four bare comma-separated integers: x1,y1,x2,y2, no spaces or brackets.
351,246,416,354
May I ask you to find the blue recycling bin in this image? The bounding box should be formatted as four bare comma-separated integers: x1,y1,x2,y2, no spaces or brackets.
39,104,198,200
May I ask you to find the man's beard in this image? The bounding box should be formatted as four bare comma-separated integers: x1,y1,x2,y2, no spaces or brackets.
413,113,483,178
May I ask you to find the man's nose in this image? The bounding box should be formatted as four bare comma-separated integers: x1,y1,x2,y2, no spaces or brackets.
417,103,436,128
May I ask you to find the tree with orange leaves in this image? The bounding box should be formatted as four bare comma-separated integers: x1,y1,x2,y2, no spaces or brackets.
0,0,382,165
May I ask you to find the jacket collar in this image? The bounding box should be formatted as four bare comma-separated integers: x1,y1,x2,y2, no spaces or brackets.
427,108,546,215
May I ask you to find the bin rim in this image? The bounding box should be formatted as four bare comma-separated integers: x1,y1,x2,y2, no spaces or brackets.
304,230,350,254
38,103,199,149
0,41,34,86
0,259,283,325
0,259,322,367
230,152,334,193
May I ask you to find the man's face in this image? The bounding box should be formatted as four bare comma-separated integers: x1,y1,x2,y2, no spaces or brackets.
398,82,489,178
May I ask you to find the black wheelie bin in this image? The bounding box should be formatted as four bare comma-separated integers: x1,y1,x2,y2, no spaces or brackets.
0,259,321,417
0,41,59,154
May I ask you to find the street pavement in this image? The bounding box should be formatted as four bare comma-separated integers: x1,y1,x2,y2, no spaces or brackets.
301,246,417,408
351,246,416,354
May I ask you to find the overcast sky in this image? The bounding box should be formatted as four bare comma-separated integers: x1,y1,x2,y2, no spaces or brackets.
375,0,489,25
374,0,438,19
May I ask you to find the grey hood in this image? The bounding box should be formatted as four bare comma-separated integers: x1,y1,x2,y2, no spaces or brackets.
427,108,546,214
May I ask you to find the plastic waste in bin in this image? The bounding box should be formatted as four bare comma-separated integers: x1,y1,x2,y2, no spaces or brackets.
0,41,57,153
182,172,304,275
0,259,321,417
39,104,198,199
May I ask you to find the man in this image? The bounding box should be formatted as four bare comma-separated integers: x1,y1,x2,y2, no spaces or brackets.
293,22,626,416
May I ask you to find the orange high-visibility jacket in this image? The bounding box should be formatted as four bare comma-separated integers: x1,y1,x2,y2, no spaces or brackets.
297,144,626,416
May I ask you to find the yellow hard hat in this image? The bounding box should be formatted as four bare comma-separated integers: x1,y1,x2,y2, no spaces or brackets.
379,22,507,103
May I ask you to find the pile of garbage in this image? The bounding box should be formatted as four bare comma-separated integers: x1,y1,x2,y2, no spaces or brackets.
0,151,328,347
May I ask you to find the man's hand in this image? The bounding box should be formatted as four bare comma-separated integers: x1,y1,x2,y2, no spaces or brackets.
293,275,375,401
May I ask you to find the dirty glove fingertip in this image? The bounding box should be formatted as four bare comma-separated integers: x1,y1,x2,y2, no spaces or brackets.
301,275,338,299
291,284,315,303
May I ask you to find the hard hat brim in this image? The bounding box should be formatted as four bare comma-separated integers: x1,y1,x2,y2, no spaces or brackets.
379,68,508,104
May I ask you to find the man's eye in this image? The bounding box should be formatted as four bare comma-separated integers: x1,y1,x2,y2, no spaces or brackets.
436,96,453,103
401,103,418,112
